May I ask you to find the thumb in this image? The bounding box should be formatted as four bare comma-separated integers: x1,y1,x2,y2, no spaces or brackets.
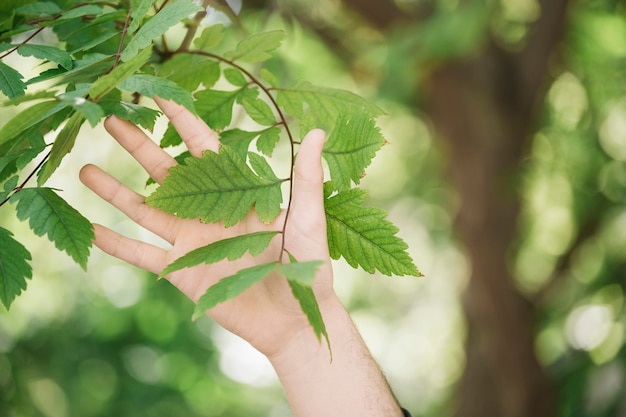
291,129,326,214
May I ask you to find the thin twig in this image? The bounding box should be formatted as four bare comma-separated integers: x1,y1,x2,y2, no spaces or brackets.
0,149,52,208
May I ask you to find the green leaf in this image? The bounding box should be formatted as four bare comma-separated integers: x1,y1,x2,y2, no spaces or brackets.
15,2,61,16
0,61,26,98
57,92,103,127
12,188,94,269
324,185,420,277
260,68,279,88
193,24,224,50
224,68,247,87
160,231,279,277
100,100,161,132
276,81,385,128
37,112,84,186
40,4,102,24
256,127,281,156
242,96,276,126
0,175,18,202
89,47,152,99
193,262,277,320
119,74,195,114
158,54,220,91
121,0,202,62
219,129,259,159
0,100,67,146
129,0,157,33
194,88,243,130
322,111,385,192
248,152,283,221
280,260,324,286
0,227,32,310
17,44,73,70
285,278,329,351
225,30,286,63
145,146,284,227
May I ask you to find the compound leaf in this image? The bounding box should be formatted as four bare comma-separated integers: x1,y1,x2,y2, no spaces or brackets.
248,152,283,221
0,61,26,98
193,262,278,320
158,54,220,91
0,227,32,310
324,185,420,277
119,74,195,114
322,111,385,192
219,128,259,159
145,146,283,227
12,188,94,270
121,0,202,62
225,30,286,63
160,231,279,277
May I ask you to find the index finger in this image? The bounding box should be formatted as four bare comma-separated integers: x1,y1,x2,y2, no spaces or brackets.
155,97,220,156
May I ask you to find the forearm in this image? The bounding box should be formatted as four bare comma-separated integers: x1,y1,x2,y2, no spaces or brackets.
268,295,403,417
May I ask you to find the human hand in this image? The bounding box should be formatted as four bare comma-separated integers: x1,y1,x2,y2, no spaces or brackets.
80,98,335,357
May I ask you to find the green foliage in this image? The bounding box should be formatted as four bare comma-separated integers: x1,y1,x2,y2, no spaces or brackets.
0,0,419,343
0,226,31,309
11,187,94,269
324,183,419,276
160,231,279,277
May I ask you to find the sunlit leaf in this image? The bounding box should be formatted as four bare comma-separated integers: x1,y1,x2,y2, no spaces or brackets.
242,96,275,126
160,231,279,277
0,61,26,98
225,30,286,63
194,24,224,50
158,54,220,91
146,146,283,226
194,88,243,129
121,0,202,61
322,111,385,192
219,129,259,158
248,152,283,221
324,184,420,276
256,127,281,156
224,68,247,87
37,112,84,186
193,262,278,320
12,188,94,269
276,81,385,128
0,227,32,310
119,74,195,114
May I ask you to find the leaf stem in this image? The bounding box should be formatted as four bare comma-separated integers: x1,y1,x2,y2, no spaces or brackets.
110,7,133,71
178,0,212,52
0,149,51,208
0,27,45,60
189,51,297,262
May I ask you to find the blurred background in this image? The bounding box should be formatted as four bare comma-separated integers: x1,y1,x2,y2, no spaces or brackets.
1,0,626,416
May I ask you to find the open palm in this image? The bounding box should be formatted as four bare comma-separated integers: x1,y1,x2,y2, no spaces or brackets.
80,98,333,357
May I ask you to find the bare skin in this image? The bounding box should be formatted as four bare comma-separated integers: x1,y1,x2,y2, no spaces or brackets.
80,98,404,417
